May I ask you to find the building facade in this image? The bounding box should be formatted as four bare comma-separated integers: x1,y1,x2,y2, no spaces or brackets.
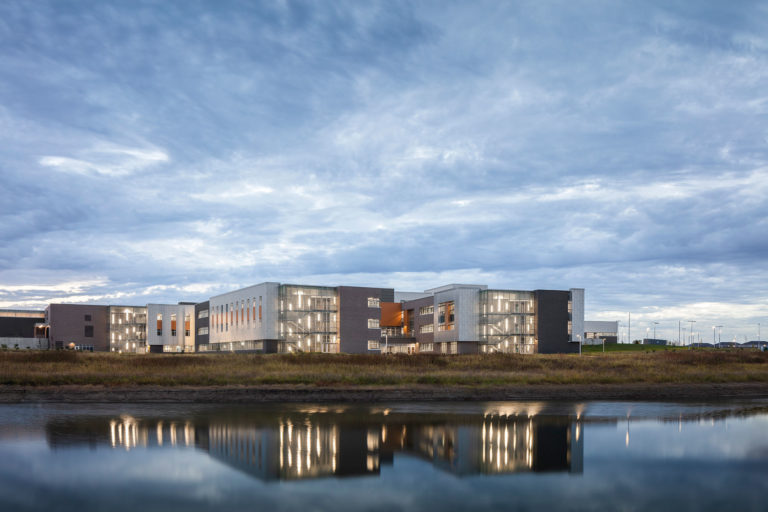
37,281,584,356
46,304,109,351
146,303,196,353
0,309,47,350
108,306,147,353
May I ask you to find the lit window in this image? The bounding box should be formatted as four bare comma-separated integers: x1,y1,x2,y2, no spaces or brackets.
367,298,380,308
367,340,380,350
197,309,209,319
419,305,434,316
171,314,177,336
419,324,434,333
438,302,455,331
368,318,380,329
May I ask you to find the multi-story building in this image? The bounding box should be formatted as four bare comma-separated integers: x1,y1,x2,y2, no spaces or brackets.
379,285,584,355
40,282,584,355
146,303,196,353
197,282,583,355
201,283,393,354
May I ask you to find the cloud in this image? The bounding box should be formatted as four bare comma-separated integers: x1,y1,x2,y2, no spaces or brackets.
39,144,169,177
0,1,766,339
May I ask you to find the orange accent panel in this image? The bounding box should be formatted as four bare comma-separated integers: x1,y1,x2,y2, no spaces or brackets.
171,320,177,330
157,320,162,330
380,302,403,327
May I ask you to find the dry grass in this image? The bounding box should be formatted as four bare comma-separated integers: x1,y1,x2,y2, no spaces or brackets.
0,350,766,387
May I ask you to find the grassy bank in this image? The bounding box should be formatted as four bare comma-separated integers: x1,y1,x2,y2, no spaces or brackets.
1,350,766,387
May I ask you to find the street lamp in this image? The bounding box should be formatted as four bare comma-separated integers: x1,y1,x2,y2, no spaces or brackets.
652,321,659,342
715,325,723,348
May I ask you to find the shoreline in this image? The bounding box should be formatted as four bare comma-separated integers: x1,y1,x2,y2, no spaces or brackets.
2,382,768,403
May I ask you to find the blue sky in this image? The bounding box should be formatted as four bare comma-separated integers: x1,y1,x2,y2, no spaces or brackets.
0,1,766,342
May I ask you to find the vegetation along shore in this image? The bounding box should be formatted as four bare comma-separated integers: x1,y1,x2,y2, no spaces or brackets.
1,350,767,403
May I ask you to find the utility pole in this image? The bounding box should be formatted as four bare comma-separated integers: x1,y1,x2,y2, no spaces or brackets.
678,320,681,347
653,321,659,342
716,325,723,347
628,312,631,344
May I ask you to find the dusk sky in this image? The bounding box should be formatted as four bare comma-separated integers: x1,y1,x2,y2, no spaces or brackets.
1,1,766,343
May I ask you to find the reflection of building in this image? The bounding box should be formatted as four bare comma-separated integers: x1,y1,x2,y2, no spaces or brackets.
44,409,583,481
379,415,583,475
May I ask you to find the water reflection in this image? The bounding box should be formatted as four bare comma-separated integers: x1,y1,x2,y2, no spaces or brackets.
44,406,585,481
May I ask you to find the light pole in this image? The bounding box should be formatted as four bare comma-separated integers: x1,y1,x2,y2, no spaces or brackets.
578,334,582,355
687,320,696,349
712,325,716,346
716,325,723,348
653,321,659,342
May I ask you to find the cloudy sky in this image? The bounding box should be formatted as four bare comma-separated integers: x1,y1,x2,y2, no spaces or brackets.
1,1,766,342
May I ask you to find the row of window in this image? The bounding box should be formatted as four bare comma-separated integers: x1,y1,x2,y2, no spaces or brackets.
419,324,434,333
211,297,262,333
419,305,434,316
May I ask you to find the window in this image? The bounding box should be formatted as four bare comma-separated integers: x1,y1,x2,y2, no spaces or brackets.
197,309,209,319
438,301,455,331
197,327,209,336
171,313,177,336
419,324,434,333
367,297,380,308
419,305,434,316
419,343,434,352
367,340,380,350
84,314,92,322
368,318,380,329
84,325,94,337
156,313,162,336
184,313,191,337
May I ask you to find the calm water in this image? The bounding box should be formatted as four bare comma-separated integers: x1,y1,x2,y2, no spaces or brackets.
1,400,767,511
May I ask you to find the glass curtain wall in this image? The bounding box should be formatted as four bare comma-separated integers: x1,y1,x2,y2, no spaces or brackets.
279,285,338,353
478,291,536,354
109,306,147,353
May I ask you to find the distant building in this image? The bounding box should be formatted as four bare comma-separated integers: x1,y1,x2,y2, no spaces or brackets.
584,321,618,345
642,338,667,346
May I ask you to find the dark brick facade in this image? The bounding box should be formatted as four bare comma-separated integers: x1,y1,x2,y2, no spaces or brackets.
338,286,393,354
